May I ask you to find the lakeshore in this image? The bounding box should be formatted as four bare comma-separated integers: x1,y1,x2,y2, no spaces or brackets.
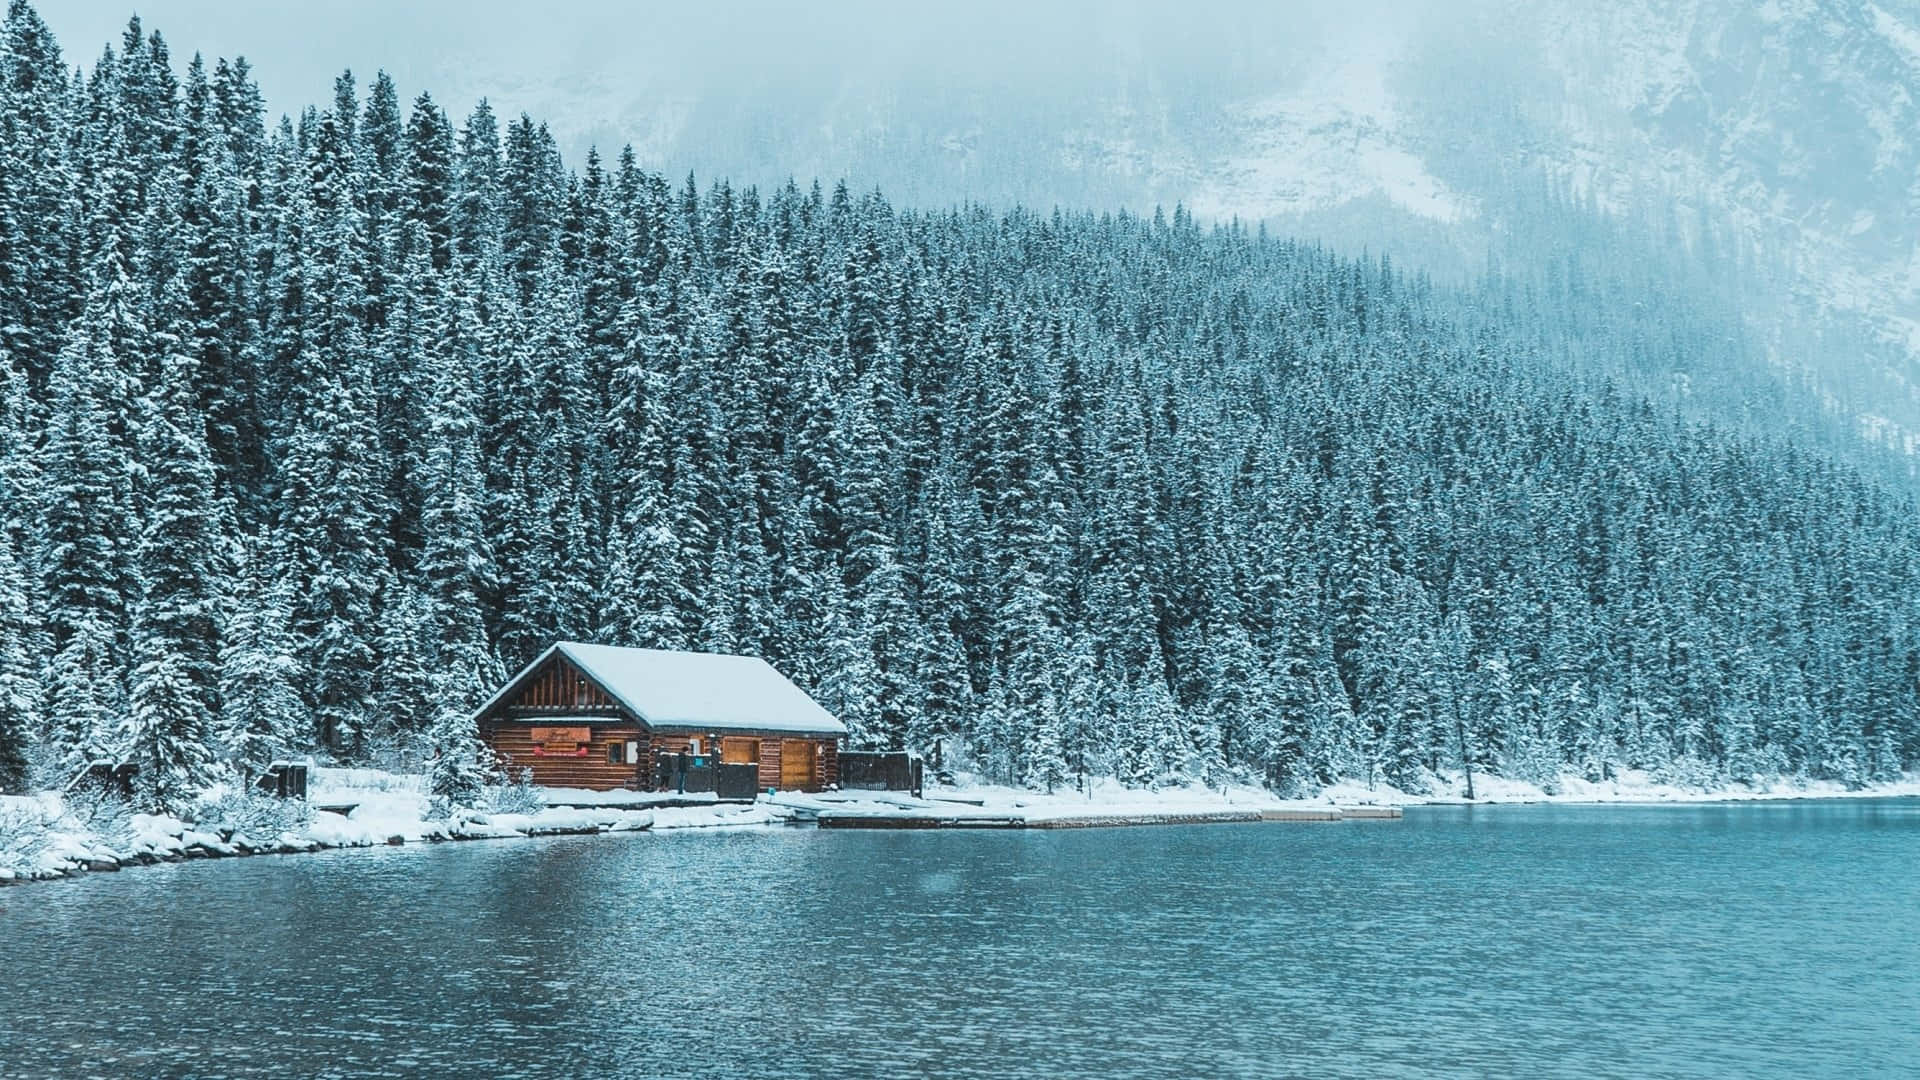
7,798,1918,1079
3,767,1917,887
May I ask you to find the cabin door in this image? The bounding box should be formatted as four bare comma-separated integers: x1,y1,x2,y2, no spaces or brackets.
780,740,816,790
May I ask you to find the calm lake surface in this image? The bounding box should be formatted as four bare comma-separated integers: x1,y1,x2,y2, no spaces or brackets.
2,800,1917,1079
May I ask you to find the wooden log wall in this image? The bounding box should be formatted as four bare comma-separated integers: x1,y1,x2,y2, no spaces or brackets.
644,733,839,793
486,724,645,790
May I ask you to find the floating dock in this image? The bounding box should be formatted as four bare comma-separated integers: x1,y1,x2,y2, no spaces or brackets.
1259,807,1345,822
781,793,1404,830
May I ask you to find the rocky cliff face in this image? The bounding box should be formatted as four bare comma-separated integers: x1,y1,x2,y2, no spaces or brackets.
1522,0,1920,453
1518,0,1920,328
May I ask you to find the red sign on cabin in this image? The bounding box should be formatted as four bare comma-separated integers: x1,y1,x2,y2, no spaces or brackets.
529,726,592,756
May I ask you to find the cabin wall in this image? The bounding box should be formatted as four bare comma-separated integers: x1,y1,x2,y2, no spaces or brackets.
479,648,843,793
644,732,839,793
482,724,841,793
485,724,645,790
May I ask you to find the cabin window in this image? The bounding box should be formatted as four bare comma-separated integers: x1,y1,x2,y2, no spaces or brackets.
607,742,625,764
722,738,760,765
686,737,702,755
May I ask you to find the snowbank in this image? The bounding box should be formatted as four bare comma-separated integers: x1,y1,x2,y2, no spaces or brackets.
769,777,1337,827
0,767,784,885
1315,768,1920,807
7,766,1916,886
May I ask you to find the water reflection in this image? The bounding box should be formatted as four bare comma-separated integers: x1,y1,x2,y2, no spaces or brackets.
2,802,1917,1078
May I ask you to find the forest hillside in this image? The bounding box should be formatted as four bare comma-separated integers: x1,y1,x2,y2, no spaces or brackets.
1,4,1916,811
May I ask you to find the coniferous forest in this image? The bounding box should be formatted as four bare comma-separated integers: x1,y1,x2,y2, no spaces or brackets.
2,4,1918,813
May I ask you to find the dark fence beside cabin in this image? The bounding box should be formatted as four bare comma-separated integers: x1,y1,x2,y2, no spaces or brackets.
837,752,922,795
652,755,785,799
255,762,308,799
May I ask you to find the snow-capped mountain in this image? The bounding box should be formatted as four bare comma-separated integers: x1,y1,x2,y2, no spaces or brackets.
1475,0,1920,450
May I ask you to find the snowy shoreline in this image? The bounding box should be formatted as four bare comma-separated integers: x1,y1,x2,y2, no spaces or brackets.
0,768,783,886
1312,768,1920,808
4,768,1915,888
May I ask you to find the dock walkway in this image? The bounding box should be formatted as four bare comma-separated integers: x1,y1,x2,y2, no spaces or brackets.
768,791,1403,830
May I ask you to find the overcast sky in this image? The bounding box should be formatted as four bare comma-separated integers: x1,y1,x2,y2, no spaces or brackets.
36,4,1377,119
42,2,1351,111
35,1,1453,215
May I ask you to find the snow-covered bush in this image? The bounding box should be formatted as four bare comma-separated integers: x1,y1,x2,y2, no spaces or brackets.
198,789,312,838
23,738,73,798
62,784,134,848
0,800,52,873
358,725,430,778
485,765,544,815
1655,755,1723,791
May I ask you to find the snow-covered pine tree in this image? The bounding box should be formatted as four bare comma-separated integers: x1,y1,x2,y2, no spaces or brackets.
39,258,141,774
418,273,503,700
1026,686,1071,795
370,583,435,752
425,693,488,815
121,278,226,816
0,528,37,793
0,345,41,793
219,554,303,784
272,108,389,752
0,0,78,389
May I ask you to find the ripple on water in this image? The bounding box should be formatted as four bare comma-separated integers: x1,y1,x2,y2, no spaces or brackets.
1,803,1917,1078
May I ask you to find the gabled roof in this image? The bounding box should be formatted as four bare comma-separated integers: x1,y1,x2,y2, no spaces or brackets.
473,642,847,737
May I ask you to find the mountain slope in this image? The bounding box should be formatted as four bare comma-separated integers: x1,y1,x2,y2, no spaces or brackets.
373,0,1920,470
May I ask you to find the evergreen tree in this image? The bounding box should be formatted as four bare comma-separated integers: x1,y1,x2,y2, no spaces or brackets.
0,2,1916,801
122,287,226,815
425,695,488,813
0,530,36,792
219,555,303,783
39,262,139,771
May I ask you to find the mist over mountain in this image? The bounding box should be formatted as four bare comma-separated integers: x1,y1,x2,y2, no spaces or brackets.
50,0,1917,469
7,9,1920,1076
6,0,1919,809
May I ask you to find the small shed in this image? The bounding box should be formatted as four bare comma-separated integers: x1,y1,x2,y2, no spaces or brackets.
473,642,846,793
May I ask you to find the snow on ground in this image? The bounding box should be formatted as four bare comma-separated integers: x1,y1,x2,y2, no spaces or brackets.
1316,768,1920,807
537,787,721,808
772,776,1336,825
5,766,1917,885
0,767,783,883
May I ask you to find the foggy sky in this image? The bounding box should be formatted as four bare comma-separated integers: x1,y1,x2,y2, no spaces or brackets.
37,1,1372,183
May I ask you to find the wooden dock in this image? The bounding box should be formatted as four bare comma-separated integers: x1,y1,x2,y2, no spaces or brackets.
1259,807,1345,822
1338,806,1404,819
811,806,1400,829
817,814,1025,829
1029,809,1267,829
773,788,1407,830
546,796,753,811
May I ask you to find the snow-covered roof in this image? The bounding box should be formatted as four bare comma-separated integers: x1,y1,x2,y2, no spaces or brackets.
475,642,846,737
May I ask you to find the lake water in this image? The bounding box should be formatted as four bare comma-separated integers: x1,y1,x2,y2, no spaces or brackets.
2,800,1917,1078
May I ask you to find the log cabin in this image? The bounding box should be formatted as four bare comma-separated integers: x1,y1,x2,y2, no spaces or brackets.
472,642,846,793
